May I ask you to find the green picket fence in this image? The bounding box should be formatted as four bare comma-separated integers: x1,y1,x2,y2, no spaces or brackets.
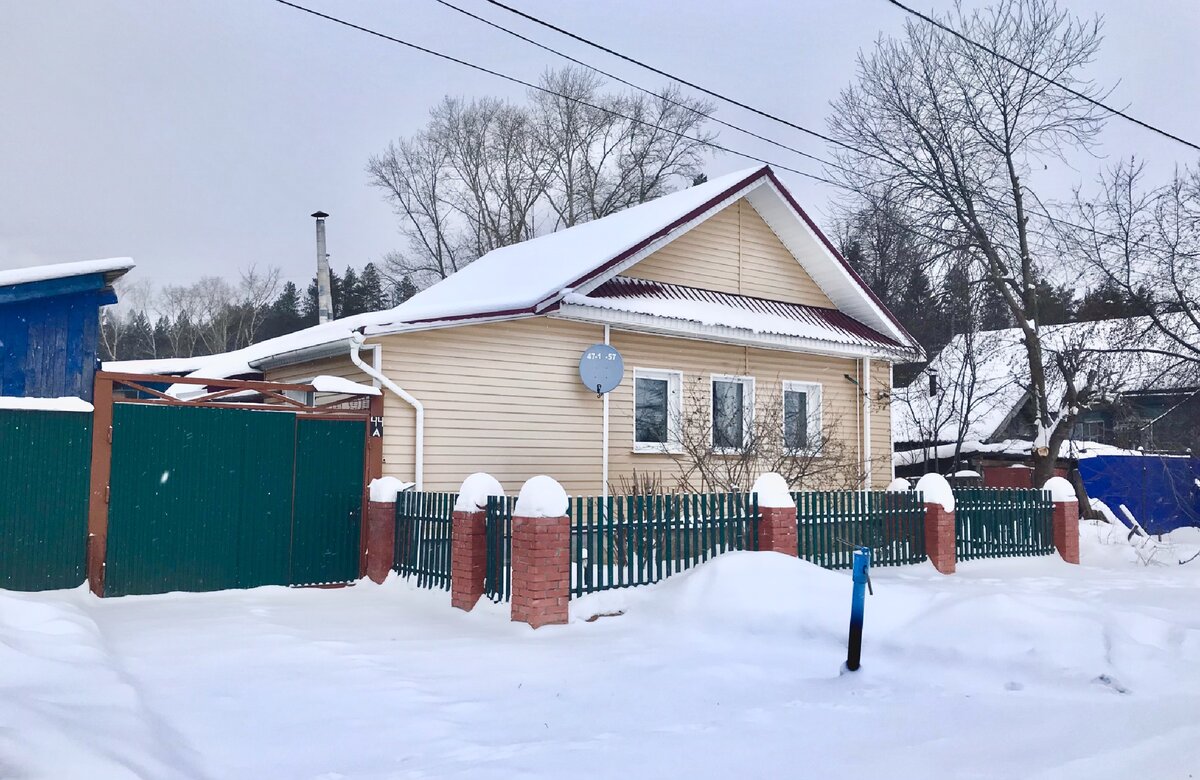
484,495,513,603
793,490,927,570
569,493,759,597
394,491,455,590
955,487,1054,560
483,492,758,602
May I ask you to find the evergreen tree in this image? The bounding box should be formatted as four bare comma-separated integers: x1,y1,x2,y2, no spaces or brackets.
358,263,388,311
260,281,305,340
341,267,363,317
1033,280,1075,325
393,275,418,305
127,311,156,359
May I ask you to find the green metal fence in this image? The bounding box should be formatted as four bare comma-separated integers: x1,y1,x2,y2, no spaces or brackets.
570,493,759,597
483,493,759,602
484,495,513,603
955,487,1054,560
0,408,92,591
395,491,454,590
793,490,927,570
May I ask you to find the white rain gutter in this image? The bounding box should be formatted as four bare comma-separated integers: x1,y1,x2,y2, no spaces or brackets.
350,332,424,490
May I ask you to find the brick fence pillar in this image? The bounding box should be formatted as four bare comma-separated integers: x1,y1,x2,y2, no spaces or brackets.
365,500,396,584
1044,477,1080,564
757,505,799,556
924,502,957,575
1052,501,1080,564
510,476,571,629
511,514,570,628
451,509,488,611
751,473,798,557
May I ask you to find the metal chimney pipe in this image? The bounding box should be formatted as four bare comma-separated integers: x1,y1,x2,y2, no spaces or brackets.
312,211,333,323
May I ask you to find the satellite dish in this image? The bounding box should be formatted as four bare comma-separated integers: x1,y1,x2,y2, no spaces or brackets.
579,344,624,395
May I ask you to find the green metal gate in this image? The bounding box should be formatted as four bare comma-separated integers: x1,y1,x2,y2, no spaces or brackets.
955,487,1055,561
105,404,366,596
0,408,92,590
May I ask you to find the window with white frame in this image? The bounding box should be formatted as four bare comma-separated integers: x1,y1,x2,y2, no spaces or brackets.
783,381,822,453
633,369,681,452
711,375,754,452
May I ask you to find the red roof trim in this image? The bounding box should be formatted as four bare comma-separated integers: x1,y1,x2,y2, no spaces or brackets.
587,276,902,348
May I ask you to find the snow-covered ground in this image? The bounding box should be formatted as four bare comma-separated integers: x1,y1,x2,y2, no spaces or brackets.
4,525,1200,779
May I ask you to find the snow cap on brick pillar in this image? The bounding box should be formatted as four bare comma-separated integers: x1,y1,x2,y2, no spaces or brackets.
451,473,503,612
365,477,412,584
915,472,956,575
1044,476,1080,565
510,476,571,629
751,472,798,557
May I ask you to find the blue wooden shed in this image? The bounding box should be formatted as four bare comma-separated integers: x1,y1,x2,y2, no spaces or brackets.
0,258,134,401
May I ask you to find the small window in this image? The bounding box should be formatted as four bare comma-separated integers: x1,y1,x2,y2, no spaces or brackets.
783,381,822,453
712,375,754,452
634,369,681,452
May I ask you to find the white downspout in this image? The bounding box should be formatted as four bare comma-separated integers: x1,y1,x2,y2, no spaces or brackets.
350,333,424,491
862,358,872,490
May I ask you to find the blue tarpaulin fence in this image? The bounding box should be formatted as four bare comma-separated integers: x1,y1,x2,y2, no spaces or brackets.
1077,455,1200,534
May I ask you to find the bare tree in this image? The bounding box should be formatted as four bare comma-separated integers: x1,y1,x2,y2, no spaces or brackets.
828,0,1111,484
664,376,861,493
1067,159,1200,385
232,265,281,348
369,67,716,291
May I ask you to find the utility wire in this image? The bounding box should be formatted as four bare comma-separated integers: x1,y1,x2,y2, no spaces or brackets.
481,0,884,162
268,0,839,186
269,0,1163,256
431,0,851,174
883,0,1200,154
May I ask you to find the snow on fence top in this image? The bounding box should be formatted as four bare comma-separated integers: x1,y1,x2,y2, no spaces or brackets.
1043,477,1077,503
454,473,505,513
0,396,93,413
915,473,954,512
514,476,568,518
750,473,794,508
368,477,413,502
310,375,380,396
886,477,912,492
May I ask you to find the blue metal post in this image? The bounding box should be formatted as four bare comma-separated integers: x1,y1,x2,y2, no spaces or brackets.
846,546,871,671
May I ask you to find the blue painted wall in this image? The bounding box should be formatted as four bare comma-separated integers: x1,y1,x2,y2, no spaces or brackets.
0,273,115,402
1078,455,1200,534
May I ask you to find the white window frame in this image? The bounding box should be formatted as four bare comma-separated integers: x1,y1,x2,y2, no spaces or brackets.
633,368,683,454
710,374,755,454
782,380,823,455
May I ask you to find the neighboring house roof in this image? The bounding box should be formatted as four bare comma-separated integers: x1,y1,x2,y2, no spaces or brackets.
0,257,134,306
893,316,1200,445
108,165,918,379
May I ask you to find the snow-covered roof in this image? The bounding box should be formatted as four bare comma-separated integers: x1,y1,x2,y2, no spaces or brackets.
0,257,133,289
110,166,916,379
893,316,1200,444
893,437,1164,468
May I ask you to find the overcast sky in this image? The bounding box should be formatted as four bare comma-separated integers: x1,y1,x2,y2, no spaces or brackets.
2,0,1197,294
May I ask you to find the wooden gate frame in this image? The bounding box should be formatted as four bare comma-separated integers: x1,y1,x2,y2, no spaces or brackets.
87,371,384,596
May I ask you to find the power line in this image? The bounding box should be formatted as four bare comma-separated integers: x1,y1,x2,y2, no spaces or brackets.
431,0,849,174
269,1,1163,259
883,0,1200,154
268,0,839,187
481,0,883,162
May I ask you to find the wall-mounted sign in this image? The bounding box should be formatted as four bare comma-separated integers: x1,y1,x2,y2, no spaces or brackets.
579,344,624,396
